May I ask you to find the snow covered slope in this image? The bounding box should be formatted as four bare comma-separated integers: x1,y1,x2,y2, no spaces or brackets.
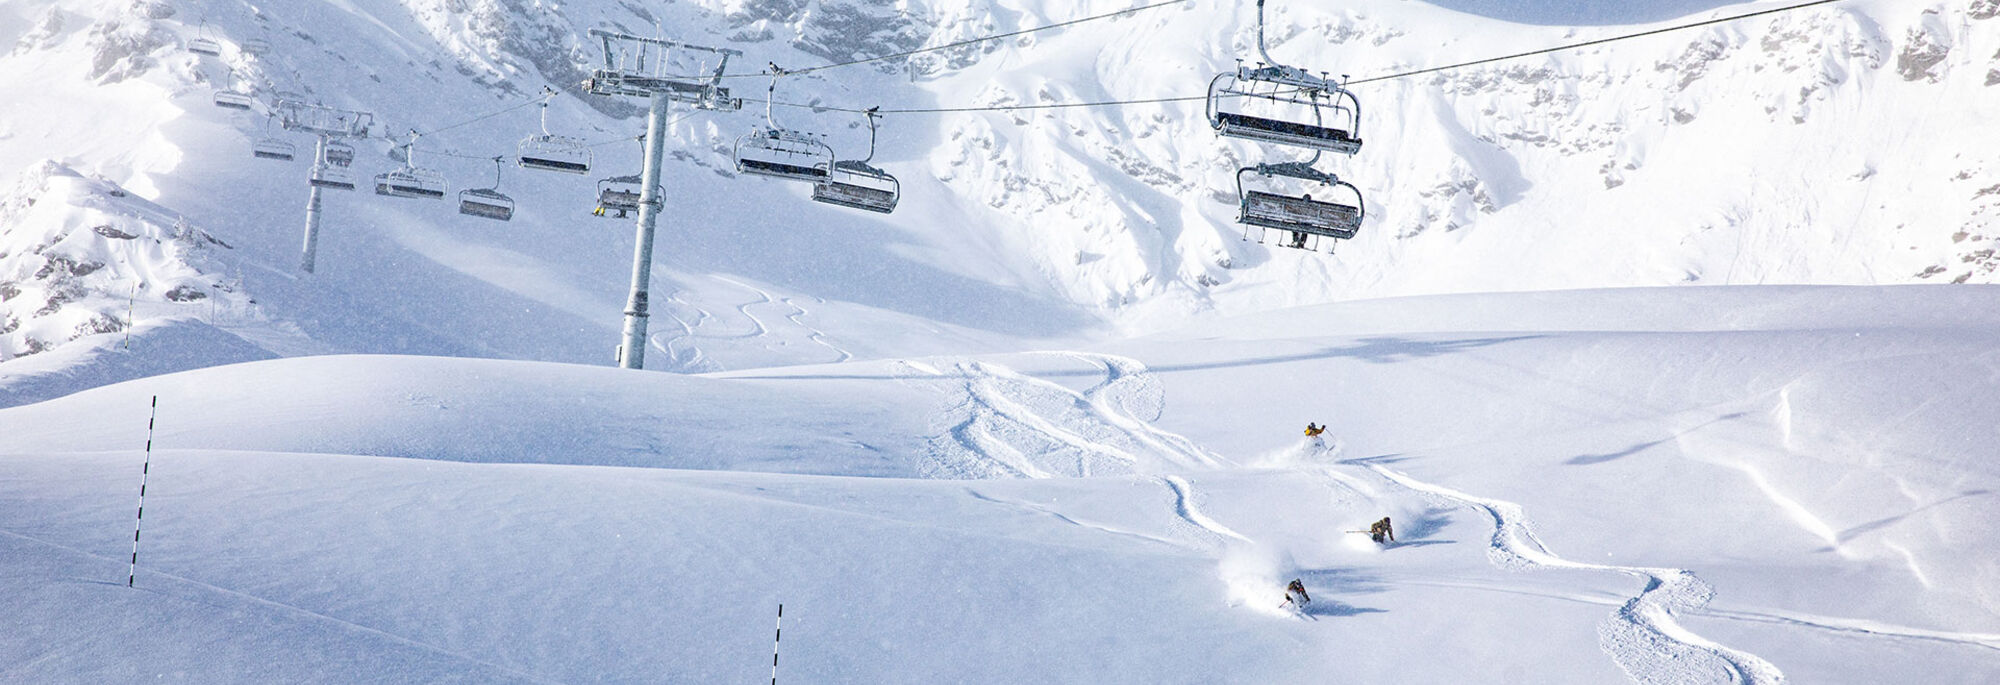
2,0,1997,394
4,285,1997,682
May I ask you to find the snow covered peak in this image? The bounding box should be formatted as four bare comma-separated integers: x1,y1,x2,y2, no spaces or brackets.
0,161,251,363
0,0,1994,383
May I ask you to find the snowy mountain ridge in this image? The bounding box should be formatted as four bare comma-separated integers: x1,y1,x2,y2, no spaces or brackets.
0,161,250,362
0,0,1994,386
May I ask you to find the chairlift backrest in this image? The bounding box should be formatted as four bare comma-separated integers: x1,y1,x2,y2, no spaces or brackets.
735,127,832,182
459,188,513,221
518,91,592,174
376,133,446,199
458,158,514,220
213,91,255,110
376,168,446,199
812,160,899,214
519,136,591,174
324,142,356,167
593,174,646,217
310,165,355,191
253,139,296,161
1241,190,1361,240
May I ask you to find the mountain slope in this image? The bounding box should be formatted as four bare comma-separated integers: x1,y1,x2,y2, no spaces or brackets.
2,0,1996,398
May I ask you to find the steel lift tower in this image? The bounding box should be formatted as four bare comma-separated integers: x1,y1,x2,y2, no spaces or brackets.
583,29,742,369
275,101,374,273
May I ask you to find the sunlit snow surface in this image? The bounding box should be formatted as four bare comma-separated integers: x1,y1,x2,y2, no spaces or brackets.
4,0,1999,681
6,286,1999,683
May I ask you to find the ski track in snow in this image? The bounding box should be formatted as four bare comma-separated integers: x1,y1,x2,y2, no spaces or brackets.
1360,463,1786,685
961,488,1188,550
1698,605,2000,653
715,277,853,365
651,279,852,369
905,354,1219,478
1161,475,1252,544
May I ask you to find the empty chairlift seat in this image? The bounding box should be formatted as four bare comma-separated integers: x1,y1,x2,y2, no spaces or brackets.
310,165,355,191
187,38,222,57
375,168,446,199
812,161,899,214
324,142,356,168
735,128,831,182
518,135,591,174
458,158,516,221
252,138,295,161
459,188,514,221
213,91,255,110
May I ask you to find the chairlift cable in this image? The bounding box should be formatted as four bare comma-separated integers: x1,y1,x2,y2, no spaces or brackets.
411,94,549,138
745,0,1850,115
1346,0,1847,86
356,0,1849,160
773,0,1190,78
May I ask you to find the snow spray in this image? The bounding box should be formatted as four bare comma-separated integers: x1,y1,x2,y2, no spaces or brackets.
128,395,157,588
770,603,783,685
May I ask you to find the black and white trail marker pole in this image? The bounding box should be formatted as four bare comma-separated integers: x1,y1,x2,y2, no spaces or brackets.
128,395,157,588
770,603,783,685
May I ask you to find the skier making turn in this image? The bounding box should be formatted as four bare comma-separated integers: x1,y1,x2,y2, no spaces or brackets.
1369,516,1395,544
1282,579,1311,609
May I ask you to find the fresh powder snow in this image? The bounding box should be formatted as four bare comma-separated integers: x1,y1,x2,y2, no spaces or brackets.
3,0,1998,683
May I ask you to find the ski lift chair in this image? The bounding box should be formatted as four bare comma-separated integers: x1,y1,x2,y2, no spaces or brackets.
458,158,515,221
251,113,294,161
187,21,223,57
324,141,356,167
732,65,833,182
519,136,592,173
213,90,255,110
310,164,355,191
1206,0,1363,156
518,89,592,174
1236,163,1365,245
810,108,899,213
813,161,899,213
241,38,270,56
1207,68,1362,156
736,127,832,182
252,138,296,161
375,133,446,199
593,175,645,218
376,168,446,199
459,188,514,220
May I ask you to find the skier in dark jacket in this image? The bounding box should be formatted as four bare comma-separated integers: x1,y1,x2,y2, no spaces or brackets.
1283,578,1311,608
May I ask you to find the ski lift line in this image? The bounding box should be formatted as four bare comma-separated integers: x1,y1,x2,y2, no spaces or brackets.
775,0,1190,78
639,0,1190,82
1345,0,1848,86
407,94,549,139
742,0,1852,116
